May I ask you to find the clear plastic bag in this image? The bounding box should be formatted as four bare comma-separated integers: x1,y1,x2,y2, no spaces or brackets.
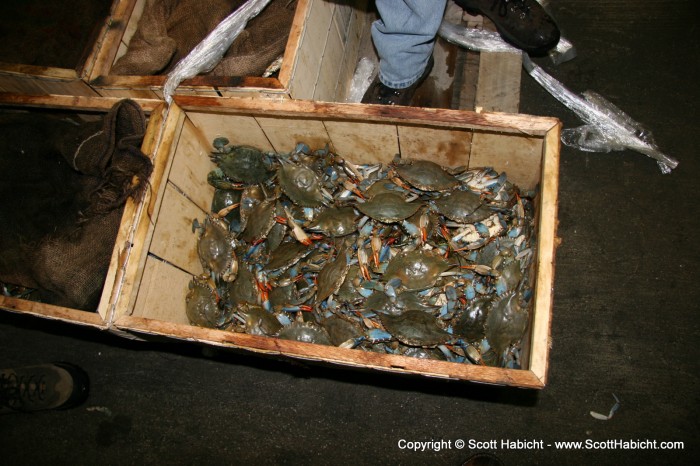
163,0,273,103
345,56,378,103
522,55,678,174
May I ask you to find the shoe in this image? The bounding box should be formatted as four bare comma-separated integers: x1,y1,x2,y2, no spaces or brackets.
1,362,89,413
361,56,434,106
454,0,560,56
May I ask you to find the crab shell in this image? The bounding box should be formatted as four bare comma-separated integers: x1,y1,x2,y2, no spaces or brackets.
320,315,364,346
277,160,325,207
276,321,333,345
308,206,358,237
226,264,259,306
316,248,350,302
186,276,231,328
211,188,243,231
378,310,451,347
484,291,529,356
355,192,421,223
240,199,277,243
211,145,273,184
382,249,451,291
265,241,313,273
432,189,483,223
454,296,491,342
236,304,282,336
196,216,238,283
393,159,460,192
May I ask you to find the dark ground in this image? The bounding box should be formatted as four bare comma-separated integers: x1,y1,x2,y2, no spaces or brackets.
1,1,698,464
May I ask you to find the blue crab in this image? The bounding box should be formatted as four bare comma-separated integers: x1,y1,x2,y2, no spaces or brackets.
431,189,484,223
276,321,333,345
484,290,529,363
382,249,452,291
307,206,358,237
378,310,451,347
240,199,277,243
320,315,364,346
453,296,491,343
235,303,282,336
316,247,350,302
186,276,232,328
210,142,273,184
211,188,242,231
392,158,460,192
277,158,326,207
193,216,238,283
355,192,421,223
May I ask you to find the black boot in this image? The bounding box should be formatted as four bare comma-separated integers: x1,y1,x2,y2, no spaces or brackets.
454,0,560,56
362,56,434,106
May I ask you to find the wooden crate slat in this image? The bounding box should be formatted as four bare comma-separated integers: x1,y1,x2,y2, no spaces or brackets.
132,255,192,324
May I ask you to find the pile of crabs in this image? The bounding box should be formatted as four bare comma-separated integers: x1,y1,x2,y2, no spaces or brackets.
186,138,537,369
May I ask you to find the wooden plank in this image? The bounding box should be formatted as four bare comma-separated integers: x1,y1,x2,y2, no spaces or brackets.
149,182,204,275
115,314,546,388
255,115,329,154
99,101,167,322
288,0,334,100
173,95,558,135
113,0,146,64
168,118,215,213
313,5,346,101
474,18,522,113
396,126,473,168
278,0,310,89
475,52,522,112
113,104,187,321
466,130,544,191
334,3,370,102
90,0,140,77
187,112,274,152
527,123,561,385
0,71,98,96
132,255,191,324
0,296,106,329
0,92,162,112
324,120,399,165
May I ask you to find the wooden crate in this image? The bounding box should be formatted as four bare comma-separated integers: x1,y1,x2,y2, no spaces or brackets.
86,0,522,112
87,0,372,101
0,93,165,330
109,95,561,388
0,1,121,97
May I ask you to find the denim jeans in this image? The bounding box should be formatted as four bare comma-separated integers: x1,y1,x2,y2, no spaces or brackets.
372,0,448,89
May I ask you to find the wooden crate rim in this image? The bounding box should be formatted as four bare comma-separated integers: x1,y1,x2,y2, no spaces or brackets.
117,315,547,388
172,95,560,135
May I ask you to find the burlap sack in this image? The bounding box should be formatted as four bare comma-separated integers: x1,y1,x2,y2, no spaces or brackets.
0,100,152,310
111,0,295,77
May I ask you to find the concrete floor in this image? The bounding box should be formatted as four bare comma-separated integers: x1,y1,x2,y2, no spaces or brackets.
1,1,698,464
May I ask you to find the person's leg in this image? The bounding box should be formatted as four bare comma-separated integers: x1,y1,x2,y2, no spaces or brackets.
372,0,447,89
362,0,447,105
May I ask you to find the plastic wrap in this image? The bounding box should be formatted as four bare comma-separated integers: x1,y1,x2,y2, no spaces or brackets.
439,17,575,64
438,21,520,53
534,0,577,64
345,56,378,103
163,0,273,103
522,55,678,174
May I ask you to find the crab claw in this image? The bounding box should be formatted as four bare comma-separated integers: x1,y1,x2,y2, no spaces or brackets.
357,248,371,280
